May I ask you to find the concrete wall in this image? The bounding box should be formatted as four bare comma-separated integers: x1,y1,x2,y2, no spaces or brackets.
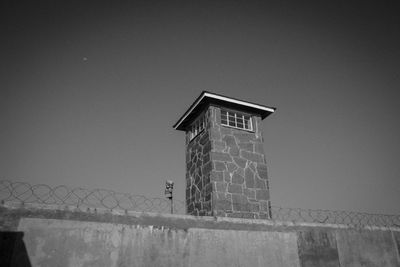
1,204,400,267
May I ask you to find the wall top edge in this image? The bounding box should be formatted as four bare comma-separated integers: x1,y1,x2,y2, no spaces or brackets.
2,202,399,232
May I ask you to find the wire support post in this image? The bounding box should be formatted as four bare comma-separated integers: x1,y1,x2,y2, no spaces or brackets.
164,180,174,214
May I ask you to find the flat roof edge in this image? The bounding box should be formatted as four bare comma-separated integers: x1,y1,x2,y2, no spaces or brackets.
173,91,276,130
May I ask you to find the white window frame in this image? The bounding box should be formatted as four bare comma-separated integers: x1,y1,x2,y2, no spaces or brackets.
189,114,206,141
220,109,253,131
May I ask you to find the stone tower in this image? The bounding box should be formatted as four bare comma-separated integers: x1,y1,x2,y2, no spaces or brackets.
173,91,275,219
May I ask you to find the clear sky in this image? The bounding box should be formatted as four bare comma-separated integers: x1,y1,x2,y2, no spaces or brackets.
1,0,399,214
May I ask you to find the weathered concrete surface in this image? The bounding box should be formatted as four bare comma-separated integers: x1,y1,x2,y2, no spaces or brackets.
1,205,400,267
18,218,191,267
393,231,400,263
188,228,300,267
336,229,400,267
297,229,340,267
117,225,190,267
17,217,300,267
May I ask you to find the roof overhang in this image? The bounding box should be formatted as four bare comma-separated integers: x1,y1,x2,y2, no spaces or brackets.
173,91,276,131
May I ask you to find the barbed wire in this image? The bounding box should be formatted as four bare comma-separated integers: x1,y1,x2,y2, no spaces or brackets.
0,180,185,214
269,206,400,228
1,180,399,228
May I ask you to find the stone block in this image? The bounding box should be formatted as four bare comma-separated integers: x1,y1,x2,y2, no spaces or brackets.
222,135,237,147
195,189,201,201
203,174,211,185
214,200,232,212
199,131,209,145
227,162,238,173
249,202,260,212
203,141,212,154
192,142,200,152
256,189,269,201
210,127,221,141
194,174,201,187
203,153,210,164
202,201,212,211
233,157,247,168
256,163,268,180
249,162,256,172
254,142,265,155
228,184,243,194
244,188,255,199
194,202,202,211
202,161,212,175
241,150,264,163
195,158,203,169
213,140,226,152
236,167,245,177
213,192,232,211
238,142,253,152
213,106,220,119
210,126,222,141
215,182,227,192
259,202,270,214
213,191,225,200
223,171,231,183
228,146,240,157
210,171,224,182
210,152,233,162
190,186,197,197
231,173,244,184
220,127,233,135
214,161,227,171
245,167,255,188
205,183,213,195
233,132,255,143
187,203,194,214
232,194,249,211
255,178,266,189
192,154,198,164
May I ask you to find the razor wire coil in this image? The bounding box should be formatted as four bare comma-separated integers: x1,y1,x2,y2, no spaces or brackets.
1,180,399,228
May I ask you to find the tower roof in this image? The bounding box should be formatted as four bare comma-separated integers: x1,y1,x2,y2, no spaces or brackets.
173,91,276,131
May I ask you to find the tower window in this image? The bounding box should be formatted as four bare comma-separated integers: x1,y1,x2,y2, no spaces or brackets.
221,109,253,131
189,114,205,141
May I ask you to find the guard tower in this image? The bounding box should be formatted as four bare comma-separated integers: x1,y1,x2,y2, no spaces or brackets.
173,91,275,219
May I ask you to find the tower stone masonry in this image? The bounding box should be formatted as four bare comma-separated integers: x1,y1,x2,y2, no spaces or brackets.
173,91,275,219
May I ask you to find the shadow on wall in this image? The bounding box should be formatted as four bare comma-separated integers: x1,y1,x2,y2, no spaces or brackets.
0,232,32,267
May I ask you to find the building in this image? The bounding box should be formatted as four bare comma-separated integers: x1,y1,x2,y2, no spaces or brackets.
173,91,275,219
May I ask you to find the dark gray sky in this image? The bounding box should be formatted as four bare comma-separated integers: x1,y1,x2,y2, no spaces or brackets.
1,0,399,214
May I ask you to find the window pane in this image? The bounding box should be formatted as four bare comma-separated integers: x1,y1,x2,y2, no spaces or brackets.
221,111,227,125
237,115,244,128
228,114,235,127
244,116,251,130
